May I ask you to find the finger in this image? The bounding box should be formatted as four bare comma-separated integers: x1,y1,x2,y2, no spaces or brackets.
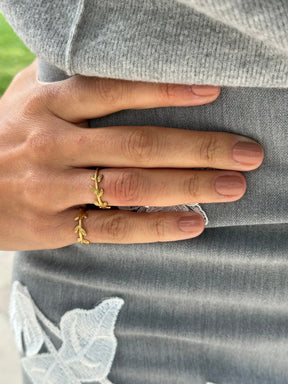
59,168,247,211
43,75,221,122
60,208,206,245
60,125,264,171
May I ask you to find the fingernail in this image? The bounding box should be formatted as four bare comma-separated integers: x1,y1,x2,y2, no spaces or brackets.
178,215,204,233
232,142,263,164
215,175,245,196
191,85,221,96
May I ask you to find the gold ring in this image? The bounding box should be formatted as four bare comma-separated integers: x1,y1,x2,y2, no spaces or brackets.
74,208,90,245
90,168,111,209
73,168,111,245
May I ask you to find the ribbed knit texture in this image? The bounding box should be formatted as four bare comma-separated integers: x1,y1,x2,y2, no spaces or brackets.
1,0,288,86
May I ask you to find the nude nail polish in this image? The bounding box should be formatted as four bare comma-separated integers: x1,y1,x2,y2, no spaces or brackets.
232,142,263,164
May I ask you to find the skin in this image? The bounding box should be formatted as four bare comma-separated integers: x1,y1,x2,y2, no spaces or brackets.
0,59,264,250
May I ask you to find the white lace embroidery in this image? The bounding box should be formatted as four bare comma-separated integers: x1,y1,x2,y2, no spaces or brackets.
10,281,124,384
118,203,209,225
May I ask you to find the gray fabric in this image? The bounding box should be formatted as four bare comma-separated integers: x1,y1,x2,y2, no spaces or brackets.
1,0,288,87
1,0,288,382
37,60,70,83
11,63,288,384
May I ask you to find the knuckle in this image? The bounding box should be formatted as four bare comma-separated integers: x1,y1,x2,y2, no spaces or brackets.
22,170,43,207
75,132,89,148
99,214,127,242
198,135,219,164
95,78,124,105
22,170,51,211
21,88,47,117
123,128,157,163
158,83,177,101
41,78,86,115
152,215,168,239
25,212,49,237
184,173,201,201
44,81,74,110
113,170,143,204
26,130,55,162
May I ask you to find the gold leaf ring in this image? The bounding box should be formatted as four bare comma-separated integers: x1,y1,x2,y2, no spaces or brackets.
90,168,111,209
74,208,90,244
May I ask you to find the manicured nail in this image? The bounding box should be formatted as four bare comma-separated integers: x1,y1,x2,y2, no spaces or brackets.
215,175,245,196
178,215,204,233
232,142,263,164
191,85,221,96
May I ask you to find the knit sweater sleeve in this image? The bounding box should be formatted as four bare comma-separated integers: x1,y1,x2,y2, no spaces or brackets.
177,0,288,54
1,0,288,87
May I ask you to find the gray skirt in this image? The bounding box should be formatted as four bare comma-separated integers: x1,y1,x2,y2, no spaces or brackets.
11,60,288,384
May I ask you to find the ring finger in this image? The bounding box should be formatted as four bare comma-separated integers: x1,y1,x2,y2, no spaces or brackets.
57,167,247,211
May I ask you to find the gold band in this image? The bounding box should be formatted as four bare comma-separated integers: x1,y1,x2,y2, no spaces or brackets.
90,167,111,209
74,208,90,245
74,168,111,245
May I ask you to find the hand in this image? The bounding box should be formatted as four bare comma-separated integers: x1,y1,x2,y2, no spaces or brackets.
0,59,264,250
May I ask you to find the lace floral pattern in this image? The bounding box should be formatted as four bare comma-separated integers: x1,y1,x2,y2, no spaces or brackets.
9,281,124,384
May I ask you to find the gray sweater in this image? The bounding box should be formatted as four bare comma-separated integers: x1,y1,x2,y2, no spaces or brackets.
1,0,288,87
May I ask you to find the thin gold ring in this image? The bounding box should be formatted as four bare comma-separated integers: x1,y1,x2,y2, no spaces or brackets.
90,167,111,209
74,207,90,245
73,168,111,245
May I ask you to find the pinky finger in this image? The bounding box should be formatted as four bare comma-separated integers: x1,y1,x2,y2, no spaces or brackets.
62,208,206,245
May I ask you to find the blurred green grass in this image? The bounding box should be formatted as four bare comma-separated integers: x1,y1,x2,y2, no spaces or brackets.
0,12,35,96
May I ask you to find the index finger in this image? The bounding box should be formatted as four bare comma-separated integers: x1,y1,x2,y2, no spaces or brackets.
42,76,221,123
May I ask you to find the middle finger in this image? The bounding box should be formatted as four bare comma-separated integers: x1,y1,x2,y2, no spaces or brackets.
56,167,247,211
60,125,264,171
